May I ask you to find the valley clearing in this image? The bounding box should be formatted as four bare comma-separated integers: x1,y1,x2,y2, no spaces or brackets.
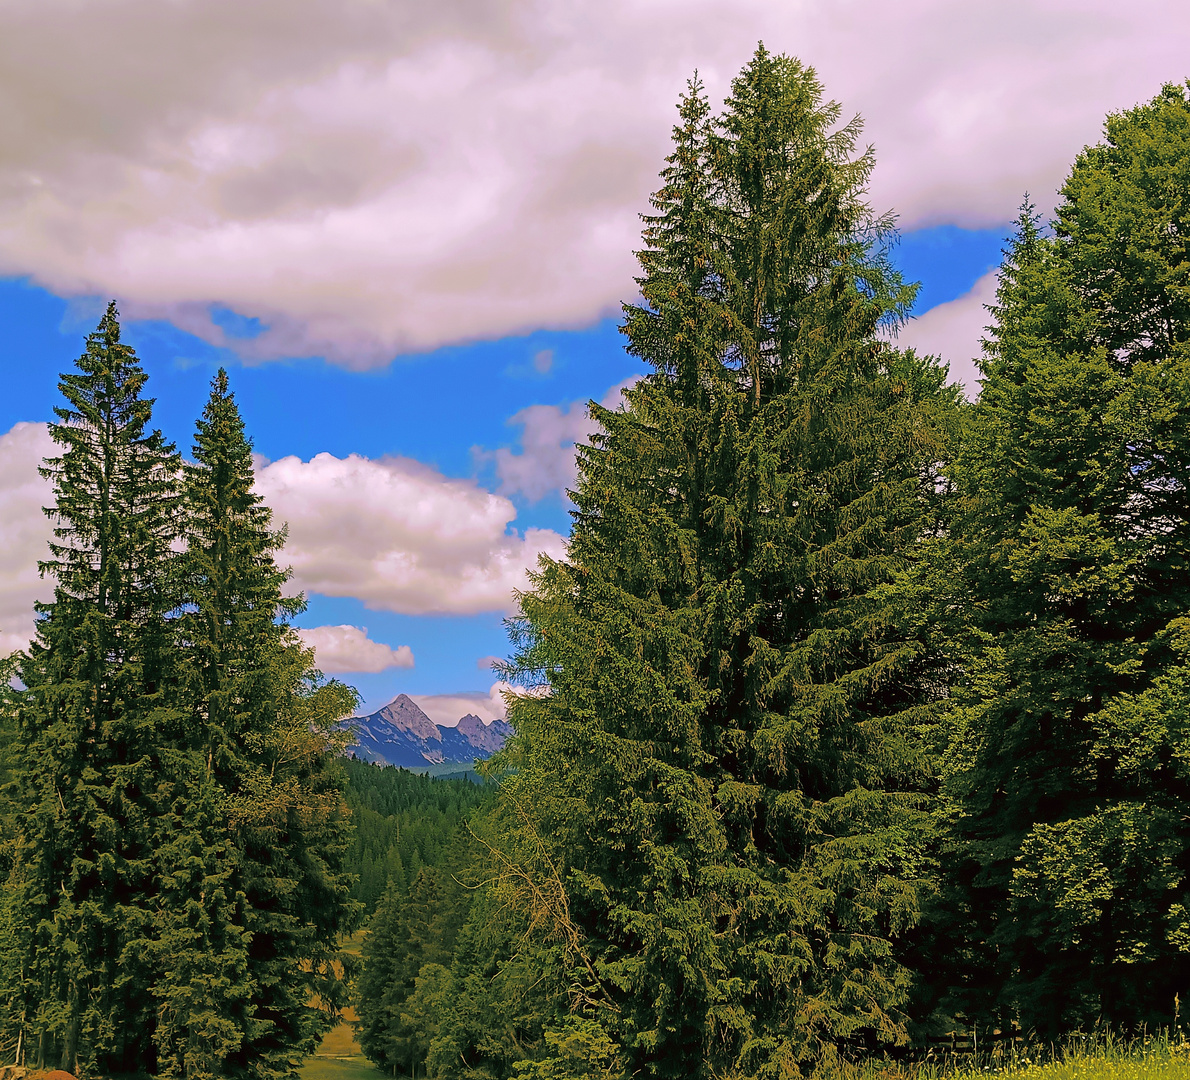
300,1015,380,1080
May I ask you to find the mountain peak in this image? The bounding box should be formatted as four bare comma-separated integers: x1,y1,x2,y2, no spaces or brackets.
456,713,485,737
375,693,440,742
349,697,512,769
457,712,511,754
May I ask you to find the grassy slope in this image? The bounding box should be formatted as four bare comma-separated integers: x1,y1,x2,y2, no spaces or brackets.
302,930,379,1080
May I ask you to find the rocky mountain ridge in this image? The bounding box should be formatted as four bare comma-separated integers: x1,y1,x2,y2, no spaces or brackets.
350,693,512,768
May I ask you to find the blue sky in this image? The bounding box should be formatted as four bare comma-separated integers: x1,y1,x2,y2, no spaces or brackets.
0,224,1005,713
1,0,1183,720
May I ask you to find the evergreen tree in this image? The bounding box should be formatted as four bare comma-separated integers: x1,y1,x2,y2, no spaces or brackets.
11,302,180,1074
171,369,358,1080
422,883,567,1080
357,869,452,1073
943,83,1190,1034
499,48,957,1079
356,841,481,1074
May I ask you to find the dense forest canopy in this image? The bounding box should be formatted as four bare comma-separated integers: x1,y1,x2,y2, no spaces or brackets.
340,759,492,916
1,41,1190,1080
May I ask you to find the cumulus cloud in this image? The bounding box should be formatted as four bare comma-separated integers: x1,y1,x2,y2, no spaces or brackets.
411,679,548,727
489,377,637,502
293,624,414,674
898,272,998,398
255,450,566,614
0,1,1185,363
0,423,55,655
412,682,512,727
0,423,562,654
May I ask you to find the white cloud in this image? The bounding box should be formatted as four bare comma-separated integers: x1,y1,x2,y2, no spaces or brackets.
0,420,566,658
255,450,566,614
412,682,511,727
293,624,414,674
490,400,591,502
897,272,998,398
489,376,637,502
0,423,55,656
412,679,545,727
0,1,1185,364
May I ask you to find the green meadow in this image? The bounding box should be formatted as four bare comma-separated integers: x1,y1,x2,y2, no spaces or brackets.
300,1016,380,1080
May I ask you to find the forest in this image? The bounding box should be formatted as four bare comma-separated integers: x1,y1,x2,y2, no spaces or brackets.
2,40,1190,1080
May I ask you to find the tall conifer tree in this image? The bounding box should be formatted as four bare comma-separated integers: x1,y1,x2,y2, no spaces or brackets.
500,48,957,1079
12,302,180,1074
943,84,1190,1033
169,369,358,1080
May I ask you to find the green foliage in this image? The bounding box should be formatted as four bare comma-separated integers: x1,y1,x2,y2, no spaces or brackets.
1,342,358,1079
342,760,491,914
494,46,958,1080
940,82,1190,1034
356,869,458,1070
512,1018,624,1080
10,303,182,1074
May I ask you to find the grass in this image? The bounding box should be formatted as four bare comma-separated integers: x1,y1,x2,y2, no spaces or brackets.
822,1033,1190,1080
300,1007,381,1080
298,1056,383,1080
296,1026,1190,1080
314,1019,363,1060
986,1039,1190,1080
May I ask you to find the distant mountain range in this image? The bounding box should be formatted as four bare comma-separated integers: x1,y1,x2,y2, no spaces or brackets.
349,693,512,768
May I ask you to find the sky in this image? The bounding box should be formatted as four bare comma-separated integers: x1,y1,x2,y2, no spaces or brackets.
1,0,1188,722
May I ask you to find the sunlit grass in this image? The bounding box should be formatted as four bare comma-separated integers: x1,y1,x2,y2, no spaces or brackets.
314,1019,363,1059
818,1032,1190,1080
301,1010,378,1080
986,1036,1190,1080
298,1056,382,1080
296,1028,1190,1080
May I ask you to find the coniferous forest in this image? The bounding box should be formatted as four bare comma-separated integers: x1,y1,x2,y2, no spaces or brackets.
3,41,1190,1080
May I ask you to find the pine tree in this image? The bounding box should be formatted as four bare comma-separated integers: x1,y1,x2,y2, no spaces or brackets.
172,369,358,1080
11,302,180,1074
943,83,1190,1034
499,48,957,1078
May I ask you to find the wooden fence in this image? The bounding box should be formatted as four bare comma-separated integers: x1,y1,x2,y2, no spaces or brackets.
898,1028,1026,1061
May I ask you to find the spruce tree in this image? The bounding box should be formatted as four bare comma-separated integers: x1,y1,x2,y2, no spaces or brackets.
11,302,180,1074
943,83,1190,1034
500,48,957,1078
356,869,452,1073
172,369,358,1080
